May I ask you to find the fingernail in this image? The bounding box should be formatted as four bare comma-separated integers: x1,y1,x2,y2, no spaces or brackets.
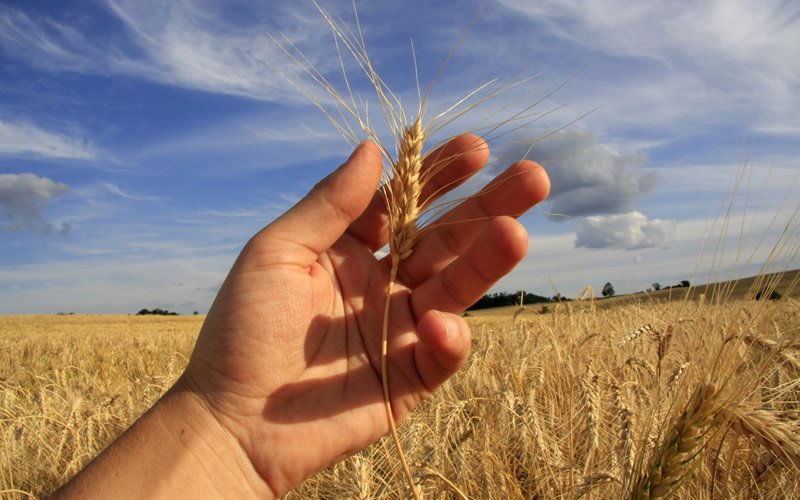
439,311,458,342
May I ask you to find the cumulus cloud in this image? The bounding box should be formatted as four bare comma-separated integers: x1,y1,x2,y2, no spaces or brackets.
0,173,70,234
0,120,95,160
527,130,661,219
575,211,676,250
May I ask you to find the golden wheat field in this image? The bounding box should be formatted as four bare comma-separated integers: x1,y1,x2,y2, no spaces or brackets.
2,292,799,499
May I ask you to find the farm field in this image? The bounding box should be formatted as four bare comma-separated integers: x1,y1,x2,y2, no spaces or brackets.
467,269,800,317
2,293,799,498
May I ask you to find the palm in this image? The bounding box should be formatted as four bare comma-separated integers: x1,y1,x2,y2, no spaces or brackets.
188,228,427,487
182,137,550,495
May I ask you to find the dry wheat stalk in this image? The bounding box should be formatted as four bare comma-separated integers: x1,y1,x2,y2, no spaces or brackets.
580,364,600,473
380,117,427,500
576,471,619,498
625,357,657,383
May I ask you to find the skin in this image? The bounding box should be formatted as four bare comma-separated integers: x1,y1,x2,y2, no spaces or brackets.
53,135,550,499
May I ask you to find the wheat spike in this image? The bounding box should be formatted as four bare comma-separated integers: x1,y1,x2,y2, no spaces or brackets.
620,324,655,347
580,364,599,473
634,383,719,498
387,118,425,260
611,383,634,483
666,362,690,390
722,407,800,467
381,116,427,500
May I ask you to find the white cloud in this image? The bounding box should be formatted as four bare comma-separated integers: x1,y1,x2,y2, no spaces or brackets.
0,120,96,160
575,211,676,250
0,7,99,72
103,182,164,202
0,1,334,103
0,253,230,314
524,130,661,218
0,173,70,234
494,0,800,139
128,110,347,173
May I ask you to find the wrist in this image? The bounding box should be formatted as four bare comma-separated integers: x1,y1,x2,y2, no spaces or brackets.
157,376,275,499
53,375,274,499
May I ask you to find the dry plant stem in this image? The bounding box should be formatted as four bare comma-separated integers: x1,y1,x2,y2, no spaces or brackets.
382,118,425,500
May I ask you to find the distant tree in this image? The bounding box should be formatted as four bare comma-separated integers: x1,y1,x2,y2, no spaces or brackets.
602,282,616,297
755,289,783,301
468,291,552,310
652,282,662,291
680,280,691,287
193,311,199,316
137,308,179,316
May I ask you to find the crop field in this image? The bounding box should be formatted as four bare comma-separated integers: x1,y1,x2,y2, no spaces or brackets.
2,290,799,498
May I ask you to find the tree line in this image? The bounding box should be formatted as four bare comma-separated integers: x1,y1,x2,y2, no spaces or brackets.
468,291,555,310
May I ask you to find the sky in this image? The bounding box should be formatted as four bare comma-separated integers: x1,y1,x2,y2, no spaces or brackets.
1,0,798,314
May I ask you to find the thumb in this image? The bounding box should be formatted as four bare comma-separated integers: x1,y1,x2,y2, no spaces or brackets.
255,141,383,262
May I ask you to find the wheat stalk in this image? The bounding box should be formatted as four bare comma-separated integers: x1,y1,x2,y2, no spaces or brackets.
380,117,426,500
580,364,599,473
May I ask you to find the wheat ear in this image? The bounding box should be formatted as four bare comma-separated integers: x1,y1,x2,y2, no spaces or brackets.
633,383,719,498
382,117,425,500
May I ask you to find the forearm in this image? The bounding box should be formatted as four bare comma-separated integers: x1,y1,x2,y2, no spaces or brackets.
51,377,273,499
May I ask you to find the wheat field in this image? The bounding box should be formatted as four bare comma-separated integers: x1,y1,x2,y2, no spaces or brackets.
2,293,799,498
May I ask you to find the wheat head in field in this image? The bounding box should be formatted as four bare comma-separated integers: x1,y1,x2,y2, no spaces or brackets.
3,293,800,498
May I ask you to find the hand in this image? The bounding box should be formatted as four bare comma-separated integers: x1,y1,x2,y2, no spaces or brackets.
53,134,550,499
181,134,550,495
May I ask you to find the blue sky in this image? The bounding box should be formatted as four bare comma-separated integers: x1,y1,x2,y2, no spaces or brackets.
1,0,798,314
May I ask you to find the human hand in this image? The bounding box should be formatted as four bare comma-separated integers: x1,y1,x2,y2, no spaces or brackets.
177,135,550,496
51,136,549,499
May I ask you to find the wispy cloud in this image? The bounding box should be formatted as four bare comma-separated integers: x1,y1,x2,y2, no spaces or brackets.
0,7,100,73
103,182,164,202
0,1,335,103
128,110,346,172
493,0,800,138
0,119,96,160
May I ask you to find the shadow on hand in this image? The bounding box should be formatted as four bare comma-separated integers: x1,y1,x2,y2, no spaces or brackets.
262,291,424,425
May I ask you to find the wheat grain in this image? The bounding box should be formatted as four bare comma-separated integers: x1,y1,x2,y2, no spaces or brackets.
620,324,656,347
666,362,690,390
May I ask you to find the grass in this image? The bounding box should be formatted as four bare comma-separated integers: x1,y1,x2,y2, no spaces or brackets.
2,290,799,498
